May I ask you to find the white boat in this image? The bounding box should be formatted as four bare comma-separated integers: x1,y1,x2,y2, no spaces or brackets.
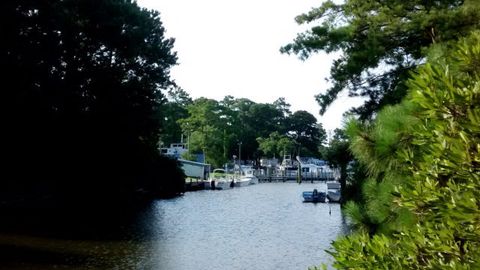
234,176,250,187
215,179,234,190
248,175,259,185
327,190,341,202
208,169,234,190
243,168,259,185
279,154,297,171
233,167,256,187
296,156,338,180
326,182,341,202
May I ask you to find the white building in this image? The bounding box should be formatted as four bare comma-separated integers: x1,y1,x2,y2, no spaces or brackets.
160,143,188,159
178,159,210,180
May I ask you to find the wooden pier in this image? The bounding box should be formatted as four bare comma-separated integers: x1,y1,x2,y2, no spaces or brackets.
184,178,206,191
253,165,339,183
255,172,336,183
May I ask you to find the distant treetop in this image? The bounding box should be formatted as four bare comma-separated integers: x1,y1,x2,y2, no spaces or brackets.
281,0,480,119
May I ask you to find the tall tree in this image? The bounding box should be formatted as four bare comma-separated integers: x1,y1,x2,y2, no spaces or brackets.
273,97,292,117
218,95,242,159
179,98,228,167
287,110,326,157
325,33,480,269
257,132,294,158
223,98,287,162
322,129,352,201
282,0,480,118
272,97,292,133
0,0,182,204
160,86,192,146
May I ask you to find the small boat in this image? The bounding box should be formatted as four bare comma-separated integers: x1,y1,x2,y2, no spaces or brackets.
243,168,259,186
326,182,342,202
248,174,259,185
327,190,341,202
233,166,259,187
302,189,326,203
208,169,234,190
234,177,250,187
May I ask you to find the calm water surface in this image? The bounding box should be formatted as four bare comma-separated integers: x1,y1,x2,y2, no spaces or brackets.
1,183,347,270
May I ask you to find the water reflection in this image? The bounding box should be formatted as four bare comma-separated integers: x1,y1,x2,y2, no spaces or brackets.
0,183,346,269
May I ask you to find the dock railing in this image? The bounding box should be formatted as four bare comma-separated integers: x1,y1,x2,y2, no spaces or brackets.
254,169,337,182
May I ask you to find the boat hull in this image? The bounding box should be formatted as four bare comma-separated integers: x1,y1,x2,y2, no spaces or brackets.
234,179,250,187
327,191,341,202
302,191,326,203
248,176,259,185
214,180,234,190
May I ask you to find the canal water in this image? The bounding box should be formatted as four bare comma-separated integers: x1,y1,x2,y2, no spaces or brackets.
0,182,347,269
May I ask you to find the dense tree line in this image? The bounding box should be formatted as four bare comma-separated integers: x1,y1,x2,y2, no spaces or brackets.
284,0,480,268
283,0,480,119
161,91,327,168
323,32,480,270
0,0,185,208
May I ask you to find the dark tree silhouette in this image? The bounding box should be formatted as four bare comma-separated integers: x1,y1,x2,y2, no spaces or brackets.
282,0,480,119
0,0,184,208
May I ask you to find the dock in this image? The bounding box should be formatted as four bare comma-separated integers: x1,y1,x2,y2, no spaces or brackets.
255,171,337,183
184,178,206,191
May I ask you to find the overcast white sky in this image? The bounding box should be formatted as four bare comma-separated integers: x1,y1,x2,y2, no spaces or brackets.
137,0,364,132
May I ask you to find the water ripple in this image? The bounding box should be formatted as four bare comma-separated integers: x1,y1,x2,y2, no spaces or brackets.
119,182,346,270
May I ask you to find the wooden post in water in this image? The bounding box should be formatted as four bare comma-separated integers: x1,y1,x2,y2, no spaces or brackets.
238,141,242,166
297,161,302,184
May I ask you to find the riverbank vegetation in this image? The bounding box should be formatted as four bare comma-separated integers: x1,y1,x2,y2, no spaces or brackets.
283,0,480,120
330,33,480,269
0,0,185,209
286,0,480,268
1,0,333,210
162,91,328,168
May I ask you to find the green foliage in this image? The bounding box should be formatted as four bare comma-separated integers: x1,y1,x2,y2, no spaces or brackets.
326,33,480,269
273,97,292,118
322,129,353,199
257,132,294,158
0,0,184,204
282,0,480,118
181,151,197,162
160,86,192,146
342,101,421,235
346,101,419,180
287,110,327,157
176,95,325,168
323,129,351,168
178,98,228,167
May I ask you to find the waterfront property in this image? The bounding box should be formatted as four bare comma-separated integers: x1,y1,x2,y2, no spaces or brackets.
254,167,338,182
255,156,340,182
207,168,233,190
160,143,189,159
178,159,210,180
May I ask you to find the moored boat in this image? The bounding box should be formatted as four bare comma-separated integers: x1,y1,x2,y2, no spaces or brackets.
234,177,250,187
326,182,341,202
242,168,259,186
248,175,259,185
302,189,326,203
208,169,234,190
